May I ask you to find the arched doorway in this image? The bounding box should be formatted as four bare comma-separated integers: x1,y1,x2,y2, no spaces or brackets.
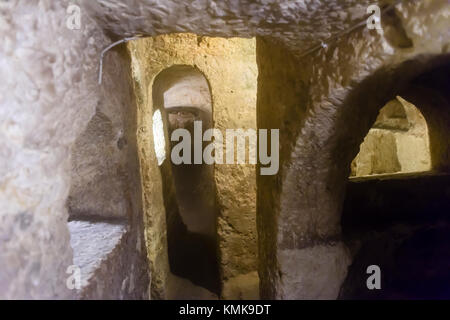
152,65,220,297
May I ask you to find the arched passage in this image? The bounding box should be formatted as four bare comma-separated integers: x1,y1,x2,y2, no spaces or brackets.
131,35,259,300
339,63,450,299
273,55,450,300
152,65,220,297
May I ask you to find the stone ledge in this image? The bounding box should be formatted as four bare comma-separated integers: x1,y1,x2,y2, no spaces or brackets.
68,220,128,291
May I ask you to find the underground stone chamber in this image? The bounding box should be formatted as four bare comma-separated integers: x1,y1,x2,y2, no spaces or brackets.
1,0,449,301
67,37,450,300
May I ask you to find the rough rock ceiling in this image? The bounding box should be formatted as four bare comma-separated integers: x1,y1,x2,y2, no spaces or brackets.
85,0,389,54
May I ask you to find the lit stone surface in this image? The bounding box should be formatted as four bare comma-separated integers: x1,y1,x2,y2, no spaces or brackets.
152,109,166,166
68,221,127,287
351,97,431,177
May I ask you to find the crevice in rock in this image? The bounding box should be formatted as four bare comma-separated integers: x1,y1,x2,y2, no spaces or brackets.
382,8,413,49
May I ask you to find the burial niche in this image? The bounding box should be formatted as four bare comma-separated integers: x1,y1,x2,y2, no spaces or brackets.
350,96,431,178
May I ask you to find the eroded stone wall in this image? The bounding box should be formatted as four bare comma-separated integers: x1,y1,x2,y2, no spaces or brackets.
0,1,149,299
255,37,310,299
68,49,134,221
0,1,105,299
127,33,258,299
67,47,149,299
